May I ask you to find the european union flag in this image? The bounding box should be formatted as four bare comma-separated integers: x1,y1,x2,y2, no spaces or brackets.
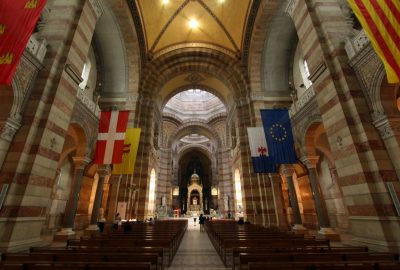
260,109,297,164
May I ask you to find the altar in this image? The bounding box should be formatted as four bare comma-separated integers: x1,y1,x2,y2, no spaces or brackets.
187,171,203,216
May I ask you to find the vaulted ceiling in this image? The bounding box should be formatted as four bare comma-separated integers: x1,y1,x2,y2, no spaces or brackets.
133,0,252,57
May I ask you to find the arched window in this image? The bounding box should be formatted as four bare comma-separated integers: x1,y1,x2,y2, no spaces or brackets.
148,169,156,217
299,59,312,89
79,60,91,90
234,169,243,212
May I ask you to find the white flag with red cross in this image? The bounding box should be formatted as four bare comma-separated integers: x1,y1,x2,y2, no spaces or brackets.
94,110,130,164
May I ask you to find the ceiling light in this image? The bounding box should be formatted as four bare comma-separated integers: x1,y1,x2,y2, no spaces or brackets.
162,0,169,4
218,0,225,3
189,18,199,29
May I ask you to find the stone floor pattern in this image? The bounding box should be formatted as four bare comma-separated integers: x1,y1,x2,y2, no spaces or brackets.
167,220,227,270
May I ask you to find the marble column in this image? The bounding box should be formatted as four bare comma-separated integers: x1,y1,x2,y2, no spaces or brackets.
55,156,91,240
0,117,21,170
86,165,111,231
280,165,306,232
301,156,340,239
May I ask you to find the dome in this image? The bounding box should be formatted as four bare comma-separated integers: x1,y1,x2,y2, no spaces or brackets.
190,171,200,184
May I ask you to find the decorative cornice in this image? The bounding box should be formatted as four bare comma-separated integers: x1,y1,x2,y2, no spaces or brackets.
345,29,370,61
372,115,394,140
89,0,103,19
285,0,299,18
0,117,21,142
126,0,147,66
152,42,237,59
242,0,261,62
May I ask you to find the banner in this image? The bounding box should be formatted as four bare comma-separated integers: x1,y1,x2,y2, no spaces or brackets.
347,0,400,83
112,128,141,175
247,127,277,173
0,0,47,84
94,110,129,164
260,109,297,164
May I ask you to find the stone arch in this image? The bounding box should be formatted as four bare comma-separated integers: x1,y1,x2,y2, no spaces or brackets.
177,144,214,163
58,123,88,166
248,0,297,96
94,1,141,107
138,48,250,103
303,122,335,166
168,121,222,148
161,84,228,111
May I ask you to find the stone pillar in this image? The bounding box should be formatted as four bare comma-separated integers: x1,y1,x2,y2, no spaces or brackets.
268,173,288,229
0,117,21,170
86,165,110,231
54,156,91,241
373,114,400,181
301,156,340,240
281,165,306,233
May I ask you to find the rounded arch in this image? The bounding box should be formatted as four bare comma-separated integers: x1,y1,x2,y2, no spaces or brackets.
161,84,228,111
94,1,140,107
168,121,222,148
303,121,335,167
58,123,88,166
139,48,250,102
177,144,214,163
248,0,297,96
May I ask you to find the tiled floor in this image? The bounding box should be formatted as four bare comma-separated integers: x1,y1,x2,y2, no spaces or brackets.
167,219,227,270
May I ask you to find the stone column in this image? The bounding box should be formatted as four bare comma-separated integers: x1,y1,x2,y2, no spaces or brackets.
280,165,306,233
86,165,111,231
301,156,340,240
268,173,288,229
54,156,91,240
0,117,21,170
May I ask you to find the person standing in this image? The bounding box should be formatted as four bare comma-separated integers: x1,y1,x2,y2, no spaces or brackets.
199,214,205,232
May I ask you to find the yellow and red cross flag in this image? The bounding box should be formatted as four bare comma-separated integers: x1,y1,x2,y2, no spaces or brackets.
347,0,400,84
112,128,141,175
0,0,47,85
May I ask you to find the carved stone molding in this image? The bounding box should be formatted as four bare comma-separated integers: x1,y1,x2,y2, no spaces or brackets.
0,118,21,142
280,164,295,177
373,115,394,140
285,0,299,18
300,155,320,169
89,0,103,19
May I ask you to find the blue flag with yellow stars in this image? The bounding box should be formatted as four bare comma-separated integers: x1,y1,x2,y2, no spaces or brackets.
260,109,297,164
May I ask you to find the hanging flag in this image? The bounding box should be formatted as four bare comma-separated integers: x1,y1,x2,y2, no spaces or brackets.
247,127,277,173
94,110,129,164
0,0,47,84
347,0,400,84
260,109,297,164
112,128,141,175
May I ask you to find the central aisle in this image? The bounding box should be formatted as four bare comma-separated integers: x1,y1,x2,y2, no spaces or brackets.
167,219,227,270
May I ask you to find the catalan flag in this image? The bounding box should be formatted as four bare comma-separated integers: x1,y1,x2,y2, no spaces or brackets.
347,0,400,84
0,0,47,84
112,128,141,175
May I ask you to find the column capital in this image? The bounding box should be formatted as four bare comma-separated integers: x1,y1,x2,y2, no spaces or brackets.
97,164,111,177
72,156,91,169
279,164,295,177
0,117,21,142
300,155,320,169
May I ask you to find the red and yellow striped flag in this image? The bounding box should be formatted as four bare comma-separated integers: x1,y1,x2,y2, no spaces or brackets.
347,0,400,84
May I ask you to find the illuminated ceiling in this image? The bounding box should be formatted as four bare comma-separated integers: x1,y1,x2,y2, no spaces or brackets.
134,0,252,57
